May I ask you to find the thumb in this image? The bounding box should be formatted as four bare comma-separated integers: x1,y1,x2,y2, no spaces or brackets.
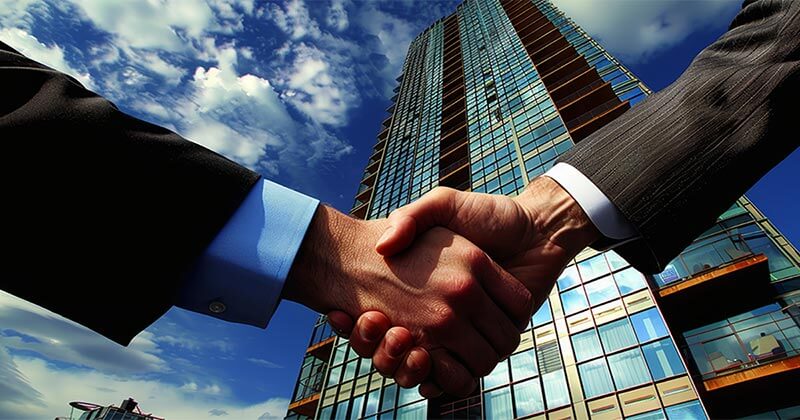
375,187,459,256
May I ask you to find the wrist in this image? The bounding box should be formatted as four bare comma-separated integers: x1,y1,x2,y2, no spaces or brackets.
514,176,600,258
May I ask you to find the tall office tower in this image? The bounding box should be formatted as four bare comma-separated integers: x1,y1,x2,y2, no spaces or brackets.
285,0,800,418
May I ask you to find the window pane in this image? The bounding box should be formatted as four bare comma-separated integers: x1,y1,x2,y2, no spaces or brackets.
381,384,397,412
557,265,581,290
642,339,685,380
578,254,610,281
665,400,706,420
320,405,334,420
572,329,603,362
606,251,629,271
626,409,667,420
365,390,380,416
396,400,426,420
350,395,364,420
598,318,638,353
485,386,513,419
542,369,570,409
397,385,419,406
608,348,652,390
615,267,647,295
513,378,544,417
578,358,615,398
484,359,510,389
631,308,669,343
533,299,553,326
343,360,357,381
511,349,537,381
328,366,342,385
561,287,589,315
335,400,349,420
585,275,620,306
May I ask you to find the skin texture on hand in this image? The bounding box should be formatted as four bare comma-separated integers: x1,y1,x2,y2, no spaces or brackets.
283,205,531,396
327,176,600,396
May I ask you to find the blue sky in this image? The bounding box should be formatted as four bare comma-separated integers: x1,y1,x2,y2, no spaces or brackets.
0,0,797,418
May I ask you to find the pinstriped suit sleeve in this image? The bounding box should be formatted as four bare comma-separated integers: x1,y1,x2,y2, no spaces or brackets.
559,0,800,273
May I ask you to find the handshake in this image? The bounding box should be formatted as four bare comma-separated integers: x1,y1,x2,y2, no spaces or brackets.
284,176,601,398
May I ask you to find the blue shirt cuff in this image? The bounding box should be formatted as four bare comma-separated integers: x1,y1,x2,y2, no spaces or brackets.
177,179,320,327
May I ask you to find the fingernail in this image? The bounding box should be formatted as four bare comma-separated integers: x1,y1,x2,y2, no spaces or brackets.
386,330,405,358
406,350,421,371
376,226,395,248
360,314,382,342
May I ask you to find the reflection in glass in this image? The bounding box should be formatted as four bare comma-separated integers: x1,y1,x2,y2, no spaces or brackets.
396,400,426,420
578,254,610,281
513,378,544,417
665,400,706,420
578,358,615,398
350,395,364,420
484,386,513,418
484,358,510,389
335,400,349,420
598,318,638,353
614,267,647,295
557,265,581,290
572,329,603,362
381,384,397,412
630,308,669,343
542,369,570,409
561,287,589,315
511,349,537,381
642,339,685,380
365,390,380,416
607,348,651,389
585,275,620,306
533,299,553,326
606,251,629,271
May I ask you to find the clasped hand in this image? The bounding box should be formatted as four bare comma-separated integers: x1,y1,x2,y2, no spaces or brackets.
286,176,598,398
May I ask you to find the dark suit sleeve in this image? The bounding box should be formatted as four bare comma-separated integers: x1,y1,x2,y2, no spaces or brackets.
559,0,800,273
0,41,261,344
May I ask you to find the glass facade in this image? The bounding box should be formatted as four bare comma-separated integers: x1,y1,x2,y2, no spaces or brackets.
286,0,800,418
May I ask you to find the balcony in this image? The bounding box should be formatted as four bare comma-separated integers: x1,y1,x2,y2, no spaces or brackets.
682,304,800,417
350,199,368,219
307,336,335,361
564,98,630,142
654,233,773,331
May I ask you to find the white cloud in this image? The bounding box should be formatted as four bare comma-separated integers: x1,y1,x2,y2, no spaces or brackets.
269,0,321,40
326,0,349,32
551,0,740,62
247,358,282,369
0,27,94,88
0,292,166,375
1,355,288,420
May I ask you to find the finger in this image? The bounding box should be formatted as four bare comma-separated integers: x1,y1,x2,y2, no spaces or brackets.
349,312,392,358
419,381,443,399
394,347,432,388
372,327,415,377
476,252,535,331
375,187,459,256
326,310,355,337
429,348,478,397
445,324,500,378
472,300,521,359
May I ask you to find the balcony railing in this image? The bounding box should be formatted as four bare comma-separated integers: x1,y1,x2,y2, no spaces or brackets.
683,303,800,383
654,232,754,287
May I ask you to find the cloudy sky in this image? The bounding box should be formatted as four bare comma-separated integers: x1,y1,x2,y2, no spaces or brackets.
1,0,797,419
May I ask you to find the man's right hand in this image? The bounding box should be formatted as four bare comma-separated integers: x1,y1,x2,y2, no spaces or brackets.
283,205,533,396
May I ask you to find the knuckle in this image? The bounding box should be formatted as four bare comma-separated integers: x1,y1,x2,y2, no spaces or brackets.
446,274,477,300
463,246,488,270
434,305,459,330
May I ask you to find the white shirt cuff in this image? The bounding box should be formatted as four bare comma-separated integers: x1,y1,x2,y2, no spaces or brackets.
544,162,639,241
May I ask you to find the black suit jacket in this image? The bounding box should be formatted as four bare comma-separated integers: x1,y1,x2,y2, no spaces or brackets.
561,0,800,273
0,41,259,344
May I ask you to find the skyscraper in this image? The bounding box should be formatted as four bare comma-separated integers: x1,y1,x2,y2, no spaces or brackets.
285,0,800,418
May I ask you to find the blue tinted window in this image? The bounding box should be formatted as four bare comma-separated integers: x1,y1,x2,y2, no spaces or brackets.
513,378,544,417
365,390,380,416
579,358,615,398
642,339,685,380
578,254,610,281
396,400,426,419
561,287,589,315
572,329,603,362
557,265,581,290
630,308,669,343
606,251,629,271
484,359,510,389
585,275,620,306
615,268,647,295
335,400,349,420
665,400,706,420
485,386,513,418
542,369,570,409
511,349,537,381
532,299,553,326
381,384,397,411
608,348,651,389
598,318,638,353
